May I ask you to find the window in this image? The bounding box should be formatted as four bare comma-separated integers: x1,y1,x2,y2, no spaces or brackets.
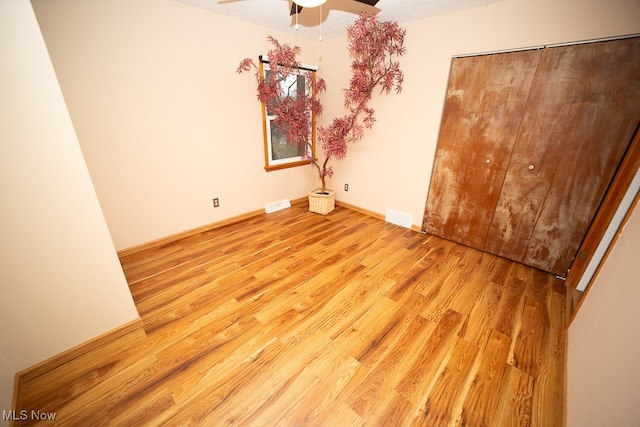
259,60,317,171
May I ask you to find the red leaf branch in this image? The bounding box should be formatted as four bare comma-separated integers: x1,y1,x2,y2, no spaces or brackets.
238,14,406,193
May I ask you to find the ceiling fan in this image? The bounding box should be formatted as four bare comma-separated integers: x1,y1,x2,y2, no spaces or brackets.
289,0,380,15
215,0,381,18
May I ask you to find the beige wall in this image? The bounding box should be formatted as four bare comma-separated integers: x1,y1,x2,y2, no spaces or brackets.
0,354,12,426
0,0,139,416
567,199,640,426
32,0,320,250
33,0,640,249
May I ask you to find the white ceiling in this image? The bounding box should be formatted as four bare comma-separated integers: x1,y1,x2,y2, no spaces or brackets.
175,0,503,40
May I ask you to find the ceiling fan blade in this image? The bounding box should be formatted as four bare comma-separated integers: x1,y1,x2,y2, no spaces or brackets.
332,0,380,15
353,0,380,5
289,0,380,20
290,1,303,15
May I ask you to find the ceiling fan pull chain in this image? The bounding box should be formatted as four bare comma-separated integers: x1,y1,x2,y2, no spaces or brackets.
319,4,323,41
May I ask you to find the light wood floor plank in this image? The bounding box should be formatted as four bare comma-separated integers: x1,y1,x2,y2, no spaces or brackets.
459,328,512,426
411,337,479,426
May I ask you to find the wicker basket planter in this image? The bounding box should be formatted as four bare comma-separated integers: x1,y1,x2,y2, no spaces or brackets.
308,189,336,215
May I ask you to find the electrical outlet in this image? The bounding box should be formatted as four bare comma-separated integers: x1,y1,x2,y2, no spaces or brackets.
213,198,219,208
344,183,349,192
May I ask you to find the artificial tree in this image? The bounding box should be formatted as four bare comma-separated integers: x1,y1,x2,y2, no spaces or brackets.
237,13,406,195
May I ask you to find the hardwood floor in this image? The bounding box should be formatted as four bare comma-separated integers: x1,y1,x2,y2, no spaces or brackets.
13,203,566,426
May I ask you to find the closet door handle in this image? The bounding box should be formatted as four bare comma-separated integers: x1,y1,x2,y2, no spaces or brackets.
528,164,535,171
485,159,491,165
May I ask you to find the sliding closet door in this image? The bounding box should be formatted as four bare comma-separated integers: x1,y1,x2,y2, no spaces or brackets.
488,37,640,275
424,36,640,276
422,50,541,248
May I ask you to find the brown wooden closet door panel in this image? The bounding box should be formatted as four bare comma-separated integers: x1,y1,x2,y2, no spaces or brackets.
483,48,574,264
522,38,640,275
422,50,541,248
486,37,640,276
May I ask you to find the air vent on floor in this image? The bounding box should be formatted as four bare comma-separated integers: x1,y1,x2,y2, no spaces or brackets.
265,199,291,214
385,208,413,229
